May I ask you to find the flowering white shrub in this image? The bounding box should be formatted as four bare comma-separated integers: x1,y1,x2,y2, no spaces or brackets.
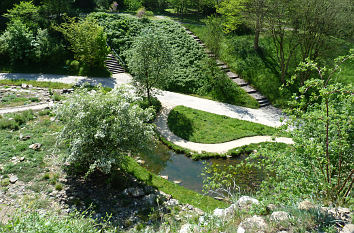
55,86,155,175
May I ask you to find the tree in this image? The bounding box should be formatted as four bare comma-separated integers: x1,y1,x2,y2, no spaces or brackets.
0,20,36,64
202,51,353,205
41,0,74,23
55,86,155,175
216,0,266,50
54,17,110,69
168,0,191,15
126,29,173,104
3,1,41,31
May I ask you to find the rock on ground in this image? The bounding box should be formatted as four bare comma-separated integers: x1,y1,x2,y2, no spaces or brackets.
340,224,354,233
236,196,259,210
237,215,268,233
270,211,290,222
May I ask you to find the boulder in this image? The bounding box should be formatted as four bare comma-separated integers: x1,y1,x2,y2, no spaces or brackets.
340,224,354,233
236,196,259,210
122,187,145,197
270,211,290,222
237,215,268,233
213,204,237,218
9,175,18,184
298,200,315,210
179,224,198,233
143,194,157,206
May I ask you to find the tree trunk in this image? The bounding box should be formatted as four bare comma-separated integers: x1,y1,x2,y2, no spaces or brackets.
254,17,261,50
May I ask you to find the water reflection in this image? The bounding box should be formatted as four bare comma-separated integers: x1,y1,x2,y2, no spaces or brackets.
140,143,263,194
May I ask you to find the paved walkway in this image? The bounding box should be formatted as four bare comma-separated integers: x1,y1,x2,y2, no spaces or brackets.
0,72,293,153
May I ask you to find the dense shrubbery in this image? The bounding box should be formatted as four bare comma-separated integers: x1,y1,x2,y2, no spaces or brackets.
90,13,258,108
203,54,354,206
55,86,155,175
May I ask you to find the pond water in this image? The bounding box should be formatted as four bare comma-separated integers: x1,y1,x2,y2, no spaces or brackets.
140,143,264,194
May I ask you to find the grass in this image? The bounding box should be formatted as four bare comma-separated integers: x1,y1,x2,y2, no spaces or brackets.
0,79,73,89
0,92,40,108
0,107,226,214
167,106,277,144
185,24,354,108
0,111,57,185
0,110,35,130
122,156,227,212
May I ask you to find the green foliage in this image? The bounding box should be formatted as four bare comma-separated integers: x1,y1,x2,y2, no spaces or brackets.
124,0,142,10
0,20,36,64
216,0,246,33
227,54,353,206
55,86,155,175
0,110,34,130
202,15,223,56
3,1,40,30
1,210,113,233
126,28,173,103
137,96,162,119
54,17,110,70
167,105,277,143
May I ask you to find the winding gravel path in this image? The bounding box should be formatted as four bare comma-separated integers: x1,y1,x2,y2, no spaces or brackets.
155,105,293,153
0,72,293,152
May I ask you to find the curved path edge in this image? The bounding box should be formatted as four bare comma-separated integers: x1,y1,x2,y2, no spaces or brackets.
155,106,293,154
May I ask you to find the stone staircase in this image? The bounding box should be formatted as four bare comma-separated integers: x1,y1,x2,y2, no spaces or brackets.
105,54,125,74
184,28,271,108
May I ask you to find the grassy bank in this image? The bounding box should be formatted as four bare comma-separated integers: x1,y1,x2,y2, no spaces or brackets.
0,79,73,89
0,109,225,216
123,156,227,211
167,105,277,144
185,24,354,107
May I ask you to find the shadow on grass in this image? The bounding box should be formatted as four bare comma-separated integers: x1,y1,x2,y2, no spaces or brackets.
167,108,194,141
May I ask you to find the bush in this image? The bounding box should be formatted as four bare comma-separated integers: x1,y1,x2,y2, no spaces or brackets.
0,20,36,64
1,210,113,232
54,17,110,70
55,86,155,175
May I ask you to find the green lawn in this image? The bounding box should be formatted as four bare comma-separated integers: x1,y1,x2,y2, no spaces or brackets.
167,105,277,144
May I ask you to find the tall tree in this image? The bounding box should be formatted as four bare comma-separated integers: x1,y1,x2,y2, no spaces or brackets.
126,29,173,104
216,0,266,50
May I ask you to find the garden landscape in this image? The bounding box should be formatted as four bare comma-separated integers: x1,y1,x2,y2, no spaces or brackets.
0,0,353,232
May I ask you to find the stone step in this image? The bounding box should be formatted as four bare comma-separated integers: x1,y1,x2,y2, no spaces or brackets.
216,60,224,65
258,99,269,104
242,85,257,94
226,72,238,79
259,102,271,108
232,78,248,87
249,92,267,100
192,35,199,39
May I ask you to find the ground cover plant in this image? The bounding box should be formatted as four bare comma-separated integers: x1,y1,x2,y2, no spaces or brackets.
0,91,39,108
90,12,259,108
167,105,277,143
